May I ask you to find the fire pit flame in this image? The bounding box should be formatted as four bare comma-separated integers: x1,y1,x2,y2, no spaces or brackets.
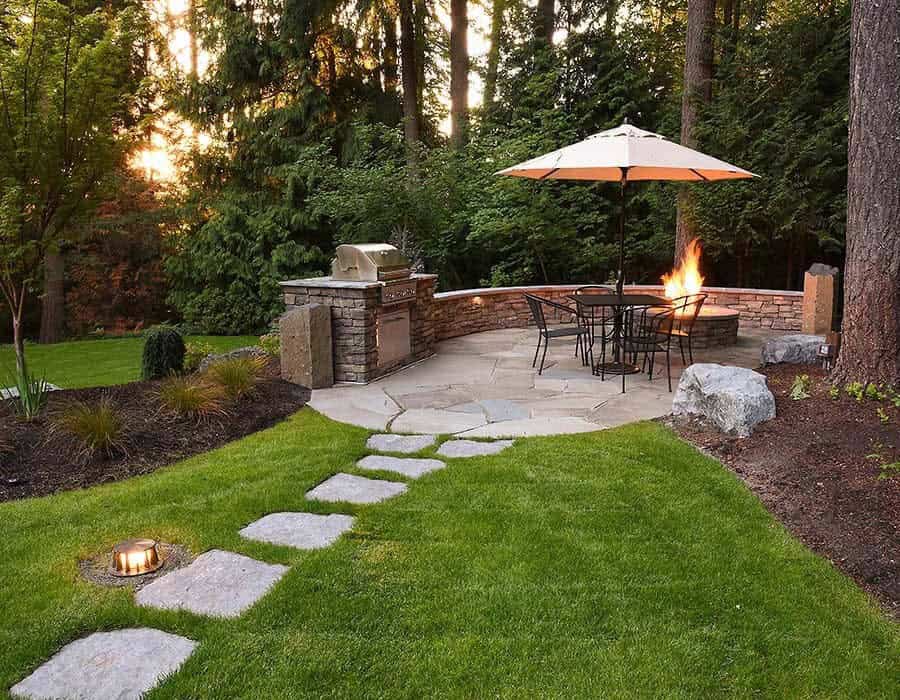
663,238,705,299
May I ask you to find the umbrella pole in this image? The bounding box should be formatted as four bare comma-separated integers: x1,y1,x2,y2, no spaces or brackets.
616,168,628,296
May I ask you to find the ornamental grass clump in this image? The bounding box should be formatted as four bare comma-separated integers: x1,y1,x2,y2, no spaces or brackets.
205,356,266,400
158,376,226,419
54,397,124,459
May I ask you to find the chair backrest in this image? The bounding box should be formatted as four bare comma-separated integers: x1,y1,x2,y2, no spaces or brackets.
643,304,677,338
574,285,614,296
671,293,708,334
524,294,548,330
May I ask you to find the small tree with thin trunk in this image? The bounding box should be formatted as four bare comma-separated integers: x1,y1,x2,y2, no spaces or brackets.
0,0,148,373
832,0,900,385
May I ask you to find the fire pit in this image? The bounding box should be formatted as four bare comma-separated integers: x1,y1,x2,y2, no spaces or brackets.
660,238,739,348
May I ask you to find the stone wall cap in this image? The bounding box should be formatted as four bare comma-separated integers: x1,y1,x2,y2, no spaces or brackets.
281,273,437,290
433,284,802,301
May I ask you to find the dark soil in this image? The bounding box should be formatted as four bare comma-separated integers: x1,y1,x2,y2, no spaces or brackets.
670,364,900,618
0,360,310,502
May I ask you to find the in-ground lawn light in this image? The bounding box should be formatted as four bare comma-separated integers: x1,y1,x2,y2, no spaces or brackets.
110,538,163,577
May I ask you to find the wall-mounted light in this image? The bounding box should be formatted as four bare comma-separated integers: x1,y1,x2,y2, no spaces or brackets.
110,538,163,577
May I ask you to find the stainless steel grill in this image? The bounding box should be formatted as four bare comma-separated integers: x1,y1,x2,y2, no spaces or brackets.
331,243,411,282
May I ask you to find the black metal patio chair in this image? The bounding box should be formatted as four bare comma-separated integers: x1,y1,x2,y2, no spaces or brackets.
643,293,708,366
572,285,616,360
524,294,591,375
624,303,679,392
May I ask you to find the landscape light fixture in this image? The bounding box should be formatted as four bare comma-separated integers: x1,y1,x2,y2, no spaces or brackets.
110,538,163,577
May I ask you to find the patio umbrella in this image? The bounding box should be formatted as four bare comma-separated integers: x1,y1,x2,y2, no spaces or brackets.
495,122,757,294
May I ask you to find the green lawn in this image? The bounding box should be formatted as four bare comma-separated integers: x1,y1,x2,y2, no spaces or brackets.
0,335,257,389
1,411,896,698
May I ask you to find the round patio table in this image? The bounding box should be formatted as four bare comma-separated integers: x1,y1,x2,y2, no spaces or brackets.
569,292,670,392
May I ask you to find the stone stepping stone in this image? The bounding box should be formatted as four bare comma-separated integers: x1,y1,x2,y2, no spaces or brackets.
306,473,407,504
239,512,355,550
11,628,196,700
366,433,436,454
357,455,445,479
135,549,287,619
436,439,515,458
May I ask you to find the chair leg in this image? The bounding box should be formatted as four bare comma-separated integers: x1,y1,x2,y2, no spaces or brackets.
648,351,655,381
532,333,542,368
666,349,672,392
688,335,694,365
538,335,550,375
679,336,686,365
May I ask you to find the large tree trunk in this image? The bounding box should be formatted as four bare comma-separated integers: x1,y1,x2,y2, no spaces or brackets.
38,251,65,344
383,13,399,97
832,0,900,385
536,0,554,44
398,0,420,159
449,0,468,147
674,0,716,263
483,0,505,109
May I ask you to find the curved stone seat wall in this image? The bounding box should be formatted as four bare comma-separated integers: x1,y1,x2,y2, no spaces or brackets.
432,285,803,342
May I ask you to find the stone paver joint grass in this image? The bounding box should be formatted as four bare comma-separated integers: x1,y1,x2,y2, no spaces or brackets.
135,549,288,619
239,512,355,550
10,628,196,700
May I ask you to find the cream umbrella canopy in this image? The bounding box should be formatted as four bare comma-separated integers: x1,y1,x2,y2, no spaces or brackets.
495,122,757,294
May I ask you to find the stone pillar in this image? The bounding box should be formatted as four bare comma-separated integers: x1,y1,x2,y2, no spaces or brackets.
280,304,333,389
802,263,839,335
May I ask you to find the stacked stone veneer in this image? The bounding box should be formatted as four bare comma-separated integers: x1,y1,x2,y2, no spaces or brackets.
281,275,437,384
431,285,803,342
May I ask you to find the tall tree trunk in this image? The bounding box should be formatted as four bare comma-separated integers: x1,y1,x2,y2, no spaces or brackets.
832,0,900,385
536,0,555,44
399,0,420,161
414,0,426,123
188,0,199,77
38,251,65,344
449,0,468,147
674,0,716,263
483,0,505,109
383,13,399,97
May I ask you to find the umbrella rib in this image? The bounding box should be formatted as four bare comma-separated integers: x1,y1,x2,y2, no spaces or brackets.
689,168,710,181
539,168,560,180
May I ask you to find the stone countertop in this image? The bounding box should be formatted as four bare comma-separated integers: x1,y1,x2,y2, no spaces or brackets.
281,274,437,290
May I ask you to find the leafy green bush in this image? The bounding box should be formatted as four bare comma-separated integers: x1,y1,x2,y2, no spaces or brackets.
845,382,865,402
142,326,186,380
258,333,280,356
205,357,266,400
789,374,812,401
184,340,215,373
54,397,124,458
828,385,840,400
158,376,226,418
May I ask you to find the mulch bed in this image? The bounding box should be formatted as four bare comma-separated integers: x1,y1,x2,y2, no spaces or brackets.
0,359,310,503
670,364,900,618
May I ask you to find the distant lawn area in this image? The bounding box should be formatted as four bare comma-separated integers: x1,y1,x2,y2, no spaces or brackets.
0,335,257,389
1,412,897,698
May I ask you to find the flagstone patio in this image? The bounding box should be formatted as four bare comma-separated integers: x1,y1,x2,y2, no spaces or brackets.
308,326,779,436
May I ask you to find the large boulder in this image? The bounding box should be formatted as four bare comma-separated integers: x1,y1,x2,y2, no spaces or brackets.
672,364,775,437
761,334,824,365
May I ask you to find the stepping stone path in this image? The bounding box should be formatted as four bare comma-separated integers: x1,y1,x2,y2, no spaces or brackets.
10,628,196,700
12,431,515,698
240,512,355,550
357,455,446,479
437,439,514,458
136,550,288,619
366,433,436,453
306,473,407,504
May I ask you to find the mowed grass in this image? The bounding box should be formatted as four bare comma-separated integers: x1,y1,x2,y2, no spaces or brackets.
0,335,257,388
1,410,897,698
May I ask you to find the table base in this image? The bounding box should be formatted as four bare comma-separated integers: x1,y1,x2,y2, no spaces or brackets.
593,361,642,376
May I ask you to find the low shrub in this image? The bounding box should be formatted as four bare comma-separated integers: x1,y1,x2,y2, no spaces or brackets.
258,332,280,356
142,326,186,380
184,340,215,373
789,374,811,401
54,397,124,458
205,356,266,400
158,376,226,418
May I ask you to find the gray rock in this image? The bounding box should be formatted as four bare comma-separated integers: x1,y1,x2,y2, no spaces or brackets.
366,433,436,453
1,383,59,400
135,549,287,618
672,364,775,437
198,346,267,373
761,334,825,365
357,455,445,478
306,473,407,504
807,263,839,277
10,628,196,700
280,304,333,389
436,439,515,458
239,512,354,550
